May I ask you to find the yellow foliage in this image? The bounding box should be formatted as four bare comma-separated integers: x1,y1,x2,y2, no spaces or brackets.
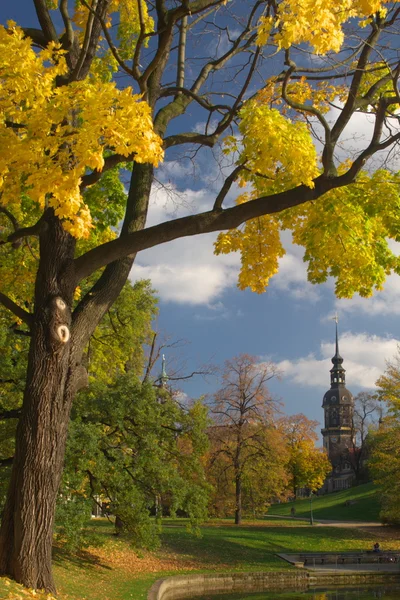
215,215,285,293
256,0,397,55
0,23,163,239
238,99,319,190
280,170,400,298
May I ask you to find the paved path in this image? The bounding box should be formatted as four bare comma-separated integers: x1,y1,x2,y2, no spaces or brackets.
266,514,383,528
315,519,383,528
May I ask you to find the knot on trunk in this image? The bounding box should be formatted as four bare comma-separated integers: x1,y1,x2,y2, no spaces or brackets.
47,296,71,349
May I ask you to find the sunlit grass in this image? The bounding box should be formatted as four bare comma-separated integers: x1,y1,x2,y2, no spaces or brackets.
1,506,398,600
267,483,381,522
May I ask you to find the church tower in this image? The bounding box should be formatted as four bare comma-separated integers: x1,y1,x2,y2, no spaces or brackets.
321,317,355,491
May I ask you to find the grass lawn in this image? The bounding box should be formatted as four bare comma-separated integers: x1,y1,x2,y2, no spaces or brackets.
1,508,399,600
267,483,381,522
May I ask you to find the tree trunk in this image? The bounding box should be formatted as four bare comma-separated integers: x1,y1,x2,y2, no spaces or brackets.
235,472,242,525
0,212,78,592
0,164,154,592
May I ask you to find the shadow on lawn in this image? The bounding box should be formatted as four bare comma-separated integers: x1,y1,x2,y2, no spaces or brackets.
52,544,112,571
160,525,373,568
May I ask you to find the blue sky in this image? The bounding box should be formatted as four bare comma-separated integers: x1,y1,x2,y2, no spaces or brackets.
4,2,400,436
132,152,400,431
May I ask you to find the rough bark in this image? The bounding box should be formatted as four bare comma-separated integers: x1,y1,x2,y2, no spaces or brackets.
0,164,153,591
0,212,77,592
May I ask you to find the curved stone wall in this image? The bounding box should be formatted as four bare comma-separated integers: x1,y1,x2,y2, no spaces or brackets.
148,570,400,600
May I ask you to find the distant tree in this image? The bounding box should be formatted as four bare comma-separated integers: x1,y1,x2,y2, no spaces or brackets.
208,418,289,519
278,414,331,496
208,354,282,524
59,373,209,550
345,391,382,483
369,351,400,525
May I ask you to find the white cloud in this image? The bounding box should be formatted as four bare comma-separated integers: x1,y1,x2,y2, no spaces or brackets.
130,184,329,306
272,252,321,303
130,184,240,304
277,331,399,389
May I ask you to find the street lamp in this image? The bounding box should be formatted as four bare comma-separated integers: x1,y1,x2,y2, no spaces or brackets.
309,492,314,526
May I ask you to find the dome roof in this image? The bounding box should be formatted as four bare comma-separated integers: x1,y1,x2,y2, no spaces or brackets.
323,387,353,406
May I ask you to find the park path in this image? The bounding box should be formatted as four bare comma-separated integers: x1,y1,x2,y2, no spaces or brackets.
315,519,382,528
267,514,385,529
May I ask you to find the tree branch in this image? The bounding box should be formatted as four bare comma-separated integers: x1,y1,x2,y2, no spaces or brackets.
60,0,75,50
80,153,134,190
3,219,47,248
213,164,245,210
0,409,21,420
22,27,49,48
0,293,33,327
74,171,359,284
33,0,58,43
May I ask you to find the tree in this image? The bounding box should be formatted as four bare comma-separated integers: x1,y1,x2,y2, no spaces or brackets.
369,350,400,525
345,391,382,483
1,0,400,590
208,354,281,524
58,374,209,550
278,414,331,496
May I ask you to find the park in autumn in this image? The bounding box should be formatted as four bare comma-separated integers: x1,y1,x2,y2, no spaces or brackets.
0,0,400,598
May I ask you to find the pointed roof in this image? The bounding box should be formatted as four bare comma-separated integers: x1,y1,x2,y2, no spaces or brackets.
331,315,344,371
323,315,353,407
160,354,168,387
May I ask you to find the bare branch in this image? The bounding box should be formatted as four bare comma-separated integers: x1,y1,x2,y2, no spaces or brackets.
60,0,75,50
74,171,359,283
1,219,48,249
0,293,33,327
213,164,245,210
33,0,58,42
0,409,21,420
80,153,134,190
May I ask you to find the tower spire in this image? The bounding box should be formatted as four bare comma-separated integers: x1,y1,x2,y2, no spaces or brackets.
333,313,341,359
330,313,345,386
160,354,168,388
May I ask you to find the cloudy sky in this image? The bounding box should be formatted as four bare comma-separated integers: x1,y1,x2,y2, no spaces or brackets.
5,2,400,437
130,134,400,433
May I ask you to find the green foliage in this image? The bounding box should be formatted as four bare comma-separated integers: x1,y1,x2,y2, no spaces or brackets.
61,373,210,550
369,350,400,525
86,279,158,382
55,497,103,553
82,164,128,233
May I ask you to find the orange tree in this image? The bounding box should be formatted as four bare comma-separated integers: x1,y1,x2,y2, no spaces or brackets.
1,0,400,592
208,354,283,524
278,414,331,496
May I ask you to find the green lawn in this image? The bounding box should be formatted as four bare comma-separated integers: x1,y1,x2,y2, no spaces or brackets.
267,483,381,522
0,508,397,600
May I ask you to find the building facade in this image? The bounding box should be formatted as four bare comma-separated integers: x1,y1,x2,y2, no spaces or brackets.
321,322,355,492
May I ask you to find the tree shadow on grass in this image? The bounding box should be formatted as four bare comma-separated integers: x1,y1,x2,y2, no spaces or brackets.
52,544,112,571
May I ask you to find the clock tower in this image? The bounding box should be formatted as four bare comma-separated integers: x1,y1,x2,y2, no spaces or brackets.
321,317,355,491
